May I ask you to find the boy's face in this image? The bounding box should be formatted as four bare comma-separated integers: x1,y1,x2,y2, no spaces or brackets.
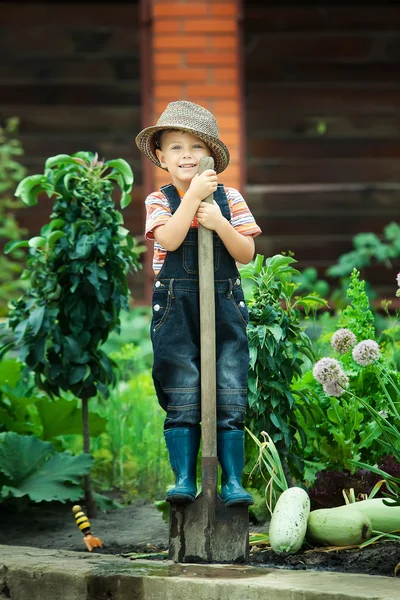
155,130,211,191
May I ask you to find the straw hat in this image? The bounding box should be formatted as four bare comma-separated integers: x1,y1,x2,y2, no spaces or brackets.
135,101,230,174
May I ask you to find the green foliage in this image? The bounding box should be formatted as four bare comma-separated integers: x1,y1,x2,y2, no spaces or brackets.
294,271,397,474
0,432,92,503
292,266,330,298
338,268,376,341
327,222,400,278
6,152,143,401
0,355,106,440
60,342,171,501
0,117,28,315
240,254,328,480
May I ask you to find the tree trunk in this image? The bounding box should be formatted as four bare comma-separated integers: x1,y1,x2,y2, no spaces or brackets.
82,396,97,518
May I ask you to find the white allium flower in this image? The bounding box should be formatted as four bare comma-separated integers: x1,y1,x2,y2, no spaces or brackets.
331,328,357,354
313,357,346,385
397,272,400,288
323,372,349,397
352,340,381,366
379,410,388,419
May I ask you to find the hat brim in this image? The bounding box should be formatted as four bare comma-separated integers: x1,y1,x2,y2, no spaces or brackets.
135,125,230,174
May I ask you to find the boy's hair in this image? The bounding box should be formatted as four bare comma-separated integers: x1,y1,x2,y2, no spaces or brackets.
154,129,180,150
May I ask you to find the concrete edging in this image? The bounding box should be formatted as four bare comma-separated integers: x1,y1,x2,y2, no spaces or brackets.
0,545,399,600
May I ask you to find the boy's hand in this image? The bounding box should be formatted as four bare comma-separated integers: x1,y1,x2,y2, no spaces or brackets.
196,200,224,231
186,169,218,203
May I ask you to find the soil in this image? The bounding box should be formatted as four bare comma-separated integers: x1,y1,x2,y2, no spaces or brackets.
0,499,399,578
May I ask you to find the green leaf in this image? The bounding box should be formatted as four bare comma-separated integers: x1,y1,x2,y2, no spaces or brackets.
121,192,132,209
27,305,46,336
36,397,107,439
28,236,46,249
0,432,93,503
105,159,134,186
15,175,50,206
266,324,284,343
3,239,29,254
45,154,82,170
47,230,66,248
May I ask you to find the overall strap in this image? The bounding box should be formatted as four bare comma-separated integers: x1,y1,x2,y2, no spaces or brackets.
160,183,232,222
160,184,182,214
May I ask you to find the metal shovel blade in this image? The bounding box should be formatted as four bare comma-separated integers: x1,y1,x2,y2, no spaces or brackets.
168,156,249,563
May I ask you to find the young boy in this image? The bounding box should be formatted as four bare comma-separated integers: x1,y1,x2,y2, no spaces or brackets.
135,101,261,506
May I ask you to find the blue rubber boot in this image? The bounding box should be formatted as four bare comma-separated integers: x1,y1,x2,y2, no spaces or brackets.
164,427,200,503
217,430,254,506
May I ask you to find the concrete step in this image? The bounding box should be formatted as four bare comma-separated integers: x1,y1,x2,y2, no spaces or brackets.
0,544,399,600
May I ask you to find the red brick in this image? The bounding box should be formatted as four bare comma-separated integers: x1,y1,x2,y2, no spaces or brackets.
187,83,238,98
211,37,237,49
212,67,238,82
215,115,239,130
154,35,209,50
154,20,182,34
184,18,236,33
186,52,235,66
156,84,185,98
154,52,183,67
154,67,208,82
211,4,239,17
153,3,208,18
213,100,239,113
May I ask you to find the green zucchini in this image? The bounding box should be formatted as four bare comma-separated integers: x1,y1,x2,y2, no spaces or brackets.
307,507,372,546
337,498,400,533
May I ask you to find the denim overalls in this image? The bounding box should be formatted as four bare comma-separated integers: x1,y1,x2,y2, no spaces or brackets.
150,183,250,433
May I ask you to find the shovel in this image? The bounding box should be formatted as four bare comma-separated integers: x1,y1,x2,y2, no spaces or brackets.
168,156,249,563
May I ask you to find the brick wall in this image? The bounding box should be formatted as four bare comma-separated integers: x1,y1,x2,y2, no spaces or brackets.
149,0,243,192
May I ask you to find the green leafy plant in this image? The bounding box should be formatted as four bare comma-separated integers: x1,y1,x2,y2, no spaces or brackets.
0,117,28,314
0,432,93,503
240,254,328,483
294,270,389,473
327,222,400,278
5,151,142,515
0,356,106,440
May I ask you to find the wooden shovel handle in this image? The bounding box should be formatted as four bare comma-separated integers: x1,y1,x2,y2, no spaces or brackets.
198,156,217,458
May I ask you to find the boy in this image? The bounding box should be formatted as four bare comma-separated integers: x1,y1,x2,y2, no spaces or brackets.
135,101,261,506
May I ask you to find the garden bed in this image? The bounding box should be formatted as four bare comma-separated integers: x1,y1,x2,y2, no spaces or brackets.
0,499,399,578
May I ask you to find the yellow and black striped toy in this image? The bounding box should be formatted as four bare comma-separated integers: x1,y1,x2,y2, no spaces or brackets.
72,505,103,552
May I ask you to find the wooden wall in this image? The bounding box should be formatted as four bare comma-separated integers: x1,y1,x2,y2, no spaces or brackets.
244,3,400,299
0,1,146,302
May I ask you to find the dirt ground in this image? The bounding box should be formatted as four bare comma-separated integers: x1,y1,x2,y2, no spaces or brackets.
0,499,399,578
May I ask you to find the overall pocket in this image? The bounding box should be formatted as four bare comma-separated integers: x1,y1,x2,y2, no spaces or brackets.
231,287,249,328
151,288,172,333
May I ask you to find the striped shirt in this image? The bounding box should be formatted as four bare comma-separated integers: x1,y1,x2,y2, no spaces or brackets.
145,187,262,274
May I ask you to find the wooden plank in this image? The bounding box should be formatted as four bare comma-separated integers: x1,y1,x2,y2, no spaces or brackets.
246,86,400,114
0,57,140,84
0,106,141,134
244,5,400,33
0,84,141,106
0,27,139,56
245,32,392,62
245,186,400,216
245,113,400,138
255,216,396,238
17,134,141,162
245,61,400,84
246,158,400,184
0,3,139,27
247,138,400,159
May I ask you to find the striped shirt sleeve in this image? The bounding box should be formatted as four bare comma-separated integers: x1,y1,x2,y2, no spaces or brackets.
225,187,262,237
145,191,172,241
